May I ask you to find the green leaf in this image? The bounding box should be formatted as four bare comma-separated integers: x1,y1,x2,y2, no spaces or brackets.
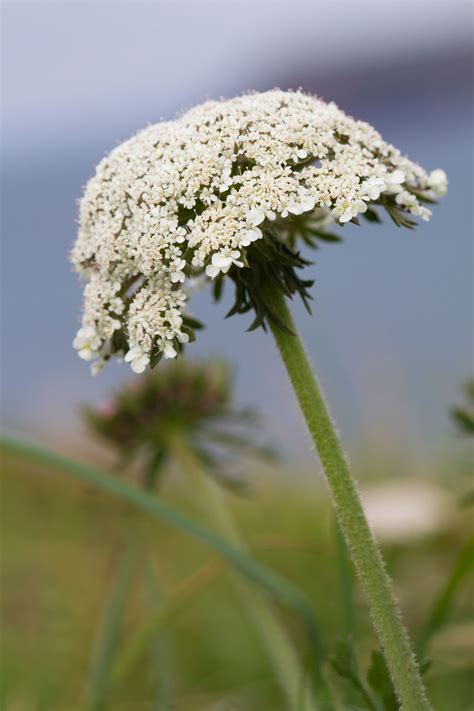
212,276,224,302
451,407,474,434
384,205,418,230
450,380,474,435
330,640,381,711
307,229,343,243
363,208,382,224
330,639,358,682
149,350,163,369
216,229,314,337
367,650,398,711
182,316,205,331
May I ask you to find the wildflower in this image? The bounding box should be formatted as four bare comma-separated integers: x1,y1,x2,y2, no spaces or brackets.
72,90,446,373
384,169,405,193
73,90,446,708
72,326,101,361
205,250,244,279
331,196,367,223
427,168,448,196
82,360,268,485
124,344,150,374
395,190,432,221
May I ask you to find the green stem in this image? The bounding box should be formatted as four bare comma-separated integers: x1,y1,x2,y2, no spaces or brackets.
174,440,322,711
262,285,431,711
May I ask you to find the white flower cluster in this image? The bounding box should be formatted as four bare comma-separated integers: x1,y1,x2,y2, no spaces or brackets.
72,90,447,373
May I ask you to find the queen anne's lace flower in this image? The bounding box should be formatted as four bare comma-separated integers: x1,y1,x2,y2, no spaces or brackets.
72,90,447,373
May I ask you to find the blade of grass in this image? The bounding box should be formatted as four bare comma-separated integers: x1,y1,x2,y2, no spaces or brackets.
145,566,174,711
417,536,474,656
87,537,138,711
1,433,325,700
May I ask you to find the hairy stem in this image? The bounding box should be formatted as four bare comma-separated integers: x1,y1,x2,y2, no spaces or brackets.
174,439,322,711
262,284,431,711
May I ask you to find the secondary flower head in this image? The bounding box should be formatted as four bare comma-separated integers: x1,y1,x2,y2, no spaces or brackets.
83,360,269,487
72,90,447,373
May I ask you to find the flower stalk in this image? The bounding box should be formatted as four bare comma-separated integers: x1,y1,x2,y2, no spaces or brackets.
260,282,431,711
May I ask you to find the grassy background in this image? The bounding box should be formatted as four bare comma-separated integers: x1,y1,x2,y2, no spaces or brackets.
1,445,473,711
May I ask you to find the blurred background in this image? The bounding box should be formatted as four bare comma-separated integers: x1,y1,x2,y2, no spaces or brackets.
2,0,472,458
1,2,473,710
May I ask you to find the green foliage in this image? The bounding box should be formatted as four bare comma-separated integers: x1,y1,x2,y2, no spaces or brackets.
214,231,314,335
330,643,434,711
451,379,474,435
330,640,381,710
362,208,383,224
367,651,398,711
2,445,473,710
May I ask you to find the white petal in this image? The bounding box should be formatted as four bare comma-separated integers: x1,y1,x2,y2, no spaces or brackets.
171,271,185,283
390,169,405,184
429,169,447,185
288,204,303,215
245,228,262,242
125,345,142,362
300,197,316,212
212,253,232,268
339,212,352,223
206,264,220,279
78,347,94,361
164,343,177,359
131,355,149,374
247,208,265,226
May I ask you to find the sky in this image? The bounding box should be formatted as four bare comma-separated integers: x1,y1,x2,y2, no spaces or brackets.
1,1,473,461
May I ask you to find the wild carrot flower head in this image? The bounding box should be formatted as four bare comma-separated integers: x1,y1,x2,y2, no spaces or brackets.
72,90,447,373
83,360,268,487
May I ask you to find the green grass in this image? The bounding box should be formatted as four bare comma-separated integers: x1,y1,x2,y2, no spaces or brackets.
1,449,473,710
